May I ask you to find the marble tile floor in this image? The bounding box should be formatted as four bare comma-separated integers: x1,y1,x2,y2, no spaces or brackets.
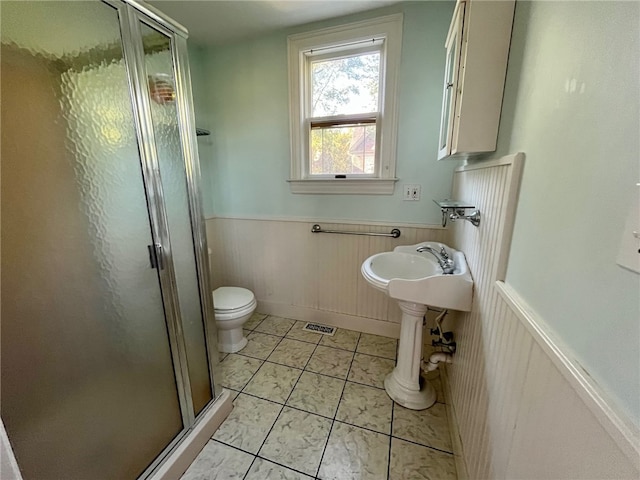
183,313,457,480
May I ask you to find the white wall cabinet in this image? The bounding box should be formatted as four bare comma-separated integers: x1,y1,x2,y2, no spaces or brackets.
437,0,515,160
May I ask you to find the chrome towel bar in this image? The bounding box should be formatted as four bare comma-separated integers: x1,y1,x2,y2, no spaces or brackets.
311,224,401,238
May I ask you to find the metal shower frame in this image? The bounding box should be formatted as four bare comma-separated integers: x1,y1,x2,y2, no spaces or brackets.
103,1,220,477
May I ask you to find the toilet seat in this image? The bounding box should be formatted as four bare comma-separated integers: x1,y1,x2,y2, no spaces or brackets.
213,287,256,321
214,299,257,321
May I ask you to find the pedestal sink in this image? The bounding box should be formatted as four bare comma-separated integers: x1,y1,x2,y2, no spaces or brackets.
361,242,473,410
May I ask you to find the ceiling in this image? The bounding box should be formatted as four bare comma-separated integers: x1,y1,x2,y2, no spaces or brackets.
148,0,403,46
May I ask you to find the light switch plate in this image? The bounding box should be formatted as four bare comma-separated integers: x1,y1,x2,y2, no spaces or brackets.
403,184,421,201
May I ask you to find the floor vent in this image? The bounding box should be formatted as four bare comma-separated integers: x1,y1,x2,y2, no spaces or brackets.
302,323,336,336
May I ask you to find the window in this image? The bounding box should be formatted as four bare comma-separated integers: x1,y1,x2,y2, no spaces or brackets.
287,14,403,194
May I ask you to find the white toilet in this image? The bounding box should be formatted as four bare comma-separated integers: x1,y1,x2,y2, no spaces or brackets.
212,286,257,353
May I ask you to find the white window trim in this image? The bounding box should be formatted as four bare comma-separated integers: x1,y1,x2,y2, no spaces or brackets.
287,13,403,195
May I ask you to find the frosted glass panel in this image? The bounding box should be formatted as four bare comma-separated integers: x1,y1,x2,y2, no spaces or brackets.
440,33,457,151
0,2,183,479
140,23,213,415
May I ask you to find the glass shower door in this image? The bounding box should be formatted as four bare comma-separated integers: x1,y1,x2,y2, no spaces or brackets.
135,19,214,416
1,1,184,478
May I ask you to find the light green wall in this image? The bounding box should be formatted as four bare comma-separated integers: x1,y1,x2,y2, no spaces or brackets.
192,2,456,224
494,1,639,425
188,46,215,217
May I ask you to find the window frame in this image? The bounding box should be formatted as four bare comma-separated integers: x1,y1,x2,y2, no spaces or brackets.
287,14,403,194
307,45,382,179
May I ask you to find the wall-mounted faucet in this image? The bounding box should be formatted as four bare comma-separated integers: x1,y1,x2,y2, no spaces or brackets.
434,199,481,228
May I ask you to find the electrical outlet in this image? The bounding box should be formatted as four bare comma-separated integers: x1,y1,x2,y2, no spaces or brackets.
403,184,421,201
411,184,421,201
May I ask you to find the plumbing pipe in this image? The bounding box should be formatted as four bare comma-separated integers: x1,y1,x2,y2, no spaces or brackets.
422,352,453,372
433,309,449,343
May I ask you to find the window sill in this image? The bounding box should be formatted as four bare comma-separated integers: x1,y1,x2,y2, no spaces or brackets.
287,178,398,195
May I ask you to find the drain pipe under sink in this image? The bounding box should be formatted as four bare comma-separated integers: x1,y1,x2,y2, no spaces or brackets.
422,352,453,372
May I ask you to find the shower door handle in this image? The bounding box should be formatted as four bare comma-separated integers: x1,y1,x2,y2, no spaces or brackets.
147,243,165,270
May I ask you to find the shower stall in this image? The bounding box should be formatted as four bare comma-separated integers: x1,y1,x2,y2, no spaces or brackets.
1,0,224,478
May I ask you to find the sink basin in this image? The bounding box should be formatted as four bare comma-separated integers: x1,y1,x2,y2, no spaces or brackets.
361,242,474,410
361,242,473,312
362,252,440,291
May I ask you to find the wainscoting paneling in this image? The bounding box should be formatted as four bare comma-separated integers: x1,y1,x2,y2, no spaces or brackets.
446,154,639,479
206,217,447,335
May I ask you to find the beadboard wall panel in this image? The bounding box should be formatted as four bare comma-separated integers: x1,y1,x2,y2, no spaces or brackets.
445,156,520,479
206,217,447,334
446,154,639,479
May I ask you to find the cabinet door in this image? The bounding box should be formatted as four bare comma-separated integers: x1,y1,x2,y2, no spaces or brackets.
437,1,465,160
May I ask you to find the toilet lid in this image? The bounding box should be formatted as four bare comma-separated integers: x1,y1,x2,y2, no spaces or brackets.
213,287,255,311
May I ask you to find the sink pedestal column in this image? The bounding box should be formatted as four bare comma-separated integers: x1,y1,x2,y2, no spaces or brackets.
384,301,436,410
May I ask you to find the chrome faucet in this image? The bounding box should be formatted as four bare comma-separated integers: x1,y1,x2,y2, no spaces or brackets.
417,246,456,274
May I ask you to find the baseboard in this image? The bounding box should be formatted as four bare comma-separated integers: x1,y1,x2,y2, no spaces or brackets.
440,366,469,480
150,390,233,480
256,300,401,338
496,281,640,469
